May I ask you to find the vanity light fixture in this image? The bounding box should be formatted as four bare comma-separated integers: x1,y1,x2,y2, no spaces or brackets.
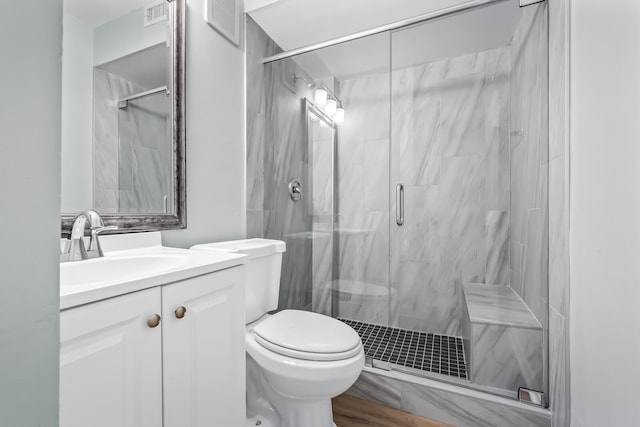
333,107,345,124
309,82,346,125
314,88,328,107
324,99,337,117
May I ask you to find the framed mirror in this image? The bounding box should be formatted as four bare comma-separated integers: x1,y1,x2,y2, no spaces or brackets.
60,0,185,235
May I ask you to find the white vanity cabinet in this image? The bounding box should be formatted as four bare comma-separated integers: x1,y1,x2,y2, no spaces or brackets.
60,287,163,427
162,267,245,427
60,266,245,427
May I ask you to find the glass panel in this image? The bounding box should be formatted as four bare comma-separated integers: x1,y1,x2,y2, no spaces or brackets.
307,102,336,317
117,91,172,214
260,31,392,369
260,57,314,311
389,1,549,401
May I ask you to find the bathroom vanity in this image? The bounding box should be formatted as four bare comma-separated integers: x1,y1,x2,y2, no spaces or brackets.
59,233,246,427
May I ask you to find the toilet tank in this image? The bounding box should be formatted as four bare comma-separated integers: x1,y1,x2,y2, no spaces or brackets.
190,239,286,323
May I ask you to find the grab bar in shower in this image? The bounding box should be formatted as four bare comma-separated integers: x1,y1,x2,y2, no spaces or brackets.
396,183,404,226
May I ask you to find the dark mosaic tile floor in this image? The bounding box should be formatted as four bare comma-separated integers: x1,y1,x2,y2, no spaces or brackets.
340,318,468,380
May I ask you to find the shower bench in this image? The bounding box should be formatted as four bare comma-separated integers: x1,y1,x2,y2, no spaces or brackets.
461,284,543,394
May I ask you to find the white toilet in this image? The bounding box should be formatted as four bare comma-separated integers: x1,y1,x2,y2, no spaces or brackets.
191,239,364,427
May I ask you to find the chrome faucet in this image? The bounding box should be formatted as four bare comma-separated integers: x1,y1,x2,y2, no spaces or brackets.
61,210,117,262
84,210,118,257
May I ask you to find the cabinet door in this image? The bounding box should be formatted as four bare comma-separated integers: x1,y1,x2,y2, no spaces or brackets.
162,267,245,427
60,287,163,427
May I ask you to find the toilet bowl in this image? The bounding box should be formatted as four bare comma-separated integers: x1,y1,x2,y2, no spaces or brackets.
191,239,364,427
246,310,364,427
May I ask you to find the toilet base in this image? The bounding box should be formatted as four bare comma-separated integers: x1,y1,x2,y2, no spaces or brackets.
246,354,338,427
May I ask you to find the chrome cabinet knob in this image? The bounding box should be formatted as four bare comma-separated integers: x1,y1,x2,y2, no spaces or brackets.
147,314,161,328
175,306,187,319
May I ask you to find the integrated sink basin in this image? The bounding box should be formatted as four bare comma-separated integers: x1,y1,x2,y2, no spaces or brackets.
59,232,248,310
60,254,189,288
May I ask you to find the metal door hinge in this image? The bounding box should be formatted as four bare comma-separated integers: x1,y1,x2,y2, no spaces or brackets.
518,387,546,407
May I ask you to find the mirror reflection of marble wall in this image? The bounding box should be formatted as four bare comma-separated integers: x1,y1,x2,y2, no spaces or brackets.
61,0,172,214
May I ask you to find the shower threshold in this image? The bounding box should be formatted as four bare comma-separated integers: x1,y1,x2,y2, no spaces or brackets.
340,319,468,381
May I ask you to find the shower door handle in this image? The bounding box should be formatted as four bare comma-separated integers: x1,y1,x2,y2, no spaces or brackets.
396,183,404,226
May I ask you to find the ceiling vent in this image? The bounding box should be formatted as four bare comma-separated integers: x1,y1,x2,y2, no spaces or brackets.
144,1,169,27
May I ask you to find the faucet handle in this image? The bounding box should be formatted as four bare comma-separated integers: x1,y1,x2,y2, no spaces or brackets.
60,239,71,262
88,225,118,257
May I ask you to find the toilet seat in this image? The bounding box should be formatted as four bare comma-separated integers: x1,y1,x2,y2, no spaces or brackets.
253,310,362,362
254,334,362,361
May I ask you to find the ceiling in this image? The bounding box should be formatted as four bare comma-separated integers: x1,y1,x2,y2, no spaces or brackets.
248,0,522,79
65,0,149,28
98,43,169,89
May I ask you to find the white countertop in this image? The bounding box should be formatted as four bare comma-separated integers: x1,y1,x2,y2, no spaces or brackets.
60,232,247,310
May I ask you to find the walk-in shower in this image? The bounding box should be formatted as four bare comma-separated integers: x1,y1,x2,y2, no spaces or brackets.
247,0,549,405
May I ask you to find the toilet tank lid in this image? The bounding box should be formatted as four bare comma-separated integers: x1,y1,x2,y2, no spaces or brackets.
191,238,285,259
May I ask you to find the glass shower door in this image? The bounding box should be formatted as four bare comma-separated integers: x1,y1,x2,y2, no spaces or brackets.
324,32,394,369
388,0,549,401
259,32,394,366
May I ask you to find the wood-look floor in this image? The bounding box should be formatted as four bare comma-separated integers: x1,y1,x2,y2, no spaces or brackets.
332,394,452,427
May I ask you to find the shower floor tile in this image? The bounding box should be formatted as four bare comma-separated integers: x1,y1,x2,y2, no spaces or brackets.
340,318,468,380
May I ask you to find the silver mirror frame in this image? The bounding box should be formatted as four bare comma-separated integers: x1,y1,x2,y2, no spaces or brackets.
61,0,186,235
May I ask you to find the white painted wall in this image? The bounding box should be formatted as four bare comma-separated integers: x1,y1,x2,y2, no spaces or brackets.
161,0,246,248
570,0,640,425
61,13,94,213
93,7,167,66
0,0,61,424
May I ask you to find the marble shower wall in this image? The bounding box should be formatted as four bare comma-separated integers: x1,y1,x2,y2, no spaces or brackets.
547,0,570,425
93,67,171,213
509,2,549,397
93,68,137,212
347,370,551,427
334,71,392,326
245,17,317,310
117,92,171,213
337,46,511,335
309,118,335,316
337,2,562,422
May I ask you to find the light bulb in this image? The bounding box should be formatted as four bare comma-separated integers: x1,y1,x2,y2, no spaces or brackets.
333,107,345,124
324,99,337,117
314,89,328,107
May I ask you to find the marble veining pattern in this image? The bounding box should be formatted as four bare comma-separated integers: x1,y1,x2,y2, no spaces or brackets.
93,68,170,213
463,284,541,329
508,1,550,403
247,1,557,407
118,91,171,213
462,284,543,392
247,17,333,311
509,3,549,325
335,46,512,335
93,68,137,213
471,322,543,392
348,370,550,427
548,0,570,425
